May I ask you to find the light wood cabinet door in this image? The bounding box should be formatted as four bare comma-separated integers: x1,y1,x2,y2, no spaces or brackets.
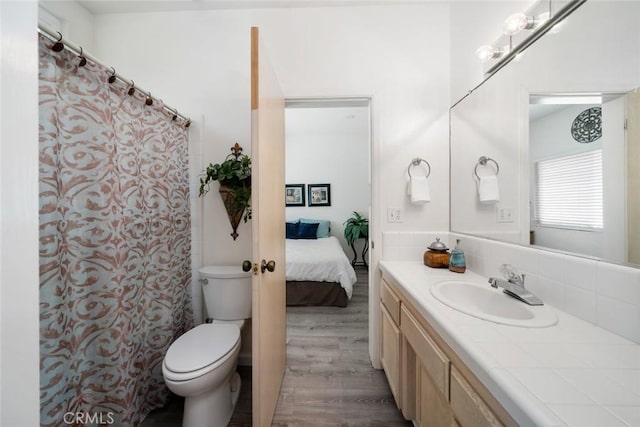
401,337,417,421
417,359,454,427
450,366,503,427
381,303,402,408
401,305,450,398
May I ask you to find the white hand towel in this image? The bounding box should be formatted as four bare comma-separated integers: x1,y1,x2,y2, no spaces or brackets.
409,176,431,204
478,175,500,203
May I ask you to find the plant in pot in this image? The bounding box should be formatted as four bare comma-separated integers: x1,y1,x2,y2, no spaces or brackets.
199,143,251,240
343,211,369,267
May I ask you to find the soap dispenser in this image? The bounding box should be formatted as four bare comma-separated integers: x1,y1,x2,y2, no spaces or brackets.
449,239,466,273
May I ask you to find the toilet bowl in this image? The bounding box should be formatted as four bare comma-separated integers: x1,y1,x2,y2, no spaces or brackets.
162,323,241,427
162,266,251,427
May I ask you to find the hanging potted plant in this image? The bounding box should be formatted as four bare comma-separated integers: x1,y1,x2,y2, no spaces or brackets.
343,211,369,267
199,143,251,240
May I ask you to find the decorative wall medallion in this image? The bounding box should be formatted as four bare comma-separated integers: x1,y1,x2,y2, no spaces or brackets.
571,106,602,143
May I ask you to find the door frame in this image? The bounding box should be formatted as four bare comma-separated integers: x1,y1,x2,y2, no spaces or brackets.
282,95,382,368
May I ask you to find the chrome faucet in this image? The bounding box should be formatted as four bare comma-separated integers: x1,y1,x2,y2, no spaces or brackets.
488,264,543,306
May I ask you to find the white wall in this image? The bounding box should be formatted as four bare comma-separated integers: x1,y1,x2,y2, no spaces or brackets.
39,1,94,49
285,105,370,253
0,1,40,424
90,3,451,263
90,4,452,366
450,70,524,243
449,0,533,103
448,0,540,245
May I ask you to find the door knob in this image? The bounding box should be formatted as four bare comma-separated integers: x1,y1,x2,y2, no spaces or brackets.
261,259,276,273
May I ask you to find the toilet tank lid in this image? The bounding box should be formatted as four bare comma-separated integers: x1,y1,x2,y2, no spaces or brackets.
199,265,251,279
164,324,240,373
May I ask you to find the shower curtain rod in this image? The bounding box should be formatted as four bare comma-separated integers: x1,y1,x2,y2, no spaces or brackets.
37,23,191,126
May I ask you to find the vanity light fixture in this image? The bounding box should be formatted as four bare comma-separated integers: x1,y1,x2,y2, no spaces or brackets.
475,0,585,76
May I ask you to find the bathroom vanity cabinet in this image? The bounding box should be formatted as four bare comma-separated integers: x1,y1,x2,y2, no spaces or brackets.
380,280,402,405
380,275,514,427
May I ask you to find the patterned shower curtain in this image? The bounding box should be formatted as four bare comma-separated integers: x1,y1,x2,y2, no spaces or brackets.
38,35,193,426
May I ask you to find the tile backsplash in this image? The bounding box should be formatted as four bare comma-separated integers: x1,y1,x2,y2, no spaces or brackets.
381,232,640,344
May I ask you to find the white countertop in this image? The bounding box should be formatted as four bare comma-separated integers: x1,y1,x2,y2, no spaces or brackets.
379,261,640,427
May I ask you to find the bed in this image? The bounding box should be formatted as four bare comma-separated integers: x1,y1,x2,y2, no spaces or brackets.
285,236,358,307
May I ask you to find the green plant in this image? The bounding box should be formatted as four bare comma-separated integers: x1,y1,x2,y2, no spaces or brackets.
199,144,252,198
199,143,252,240
343,211,369,245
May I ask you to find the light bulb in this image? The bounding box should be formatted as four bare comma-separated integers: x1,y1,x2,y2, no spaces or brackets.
475,45,504,63
503,12,536,36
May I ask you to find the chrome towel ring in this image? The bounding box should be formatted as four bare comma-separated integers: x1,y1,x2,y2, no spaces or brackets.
407,158,431,179
474,156,499,179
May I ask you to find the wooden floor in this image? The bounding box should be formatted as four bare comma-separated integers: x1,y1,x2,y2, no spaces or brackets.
142,267,409,426
272,267,410,426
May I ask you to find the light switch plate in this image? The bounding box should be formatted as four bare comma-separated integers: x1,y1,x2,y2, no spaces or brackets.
496,206,515,223
387,207,403,223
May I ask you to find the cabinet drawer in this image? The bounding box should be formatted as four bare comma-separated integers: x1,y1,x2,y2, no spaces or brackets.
381,278,401,324
450,366,503,427
400,305,449,398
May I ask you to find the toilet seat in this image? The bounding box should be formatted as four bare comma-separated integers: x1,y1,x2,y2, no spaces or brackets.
163,324,240,381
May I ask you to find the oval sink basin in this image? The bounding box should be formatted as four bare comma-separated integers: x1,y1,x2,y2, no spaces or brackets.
430,281,557,328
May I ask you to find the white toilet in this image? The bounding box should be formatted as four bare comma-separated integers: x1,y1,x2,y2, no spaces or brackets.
162,266,252,427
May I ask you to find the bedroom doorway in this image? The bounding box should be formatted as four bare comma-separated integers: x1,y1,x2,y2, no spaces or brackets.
272,98,406,424
283,97,371,267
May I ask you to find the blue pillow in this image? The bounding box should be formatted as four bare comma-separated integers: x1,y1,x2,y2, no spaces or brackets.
297,222,319,239
285,221,300,239
300,218,330,238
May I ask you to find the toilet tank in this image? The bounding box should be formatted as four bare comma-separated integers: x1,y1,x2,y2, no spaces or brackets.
199,266,252,320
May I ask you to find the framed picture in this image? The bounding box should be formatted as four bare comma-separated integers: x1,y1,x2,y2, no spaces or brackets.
308,184,331,207
285,184,305,207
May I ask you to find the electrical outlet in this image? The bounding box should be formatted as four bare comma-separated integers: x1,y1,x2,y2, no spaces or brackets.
387,207,403,223
496,207,515,223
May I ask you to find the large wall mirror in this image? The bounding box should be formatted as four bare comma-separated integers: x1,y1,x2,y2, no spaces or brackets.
450,1,640,267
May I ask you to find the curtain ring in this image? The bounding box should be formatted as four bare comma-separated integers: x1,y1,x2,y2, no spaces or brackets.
127,81,136,96
185,119,192,128
168,107,178,121
78,47,87,67
108,67,117,84
145,92,153,106
51,32,64,52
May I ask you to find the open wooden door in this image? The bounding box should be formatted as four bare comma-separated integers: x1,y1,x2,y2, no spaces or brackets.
250,26,286,427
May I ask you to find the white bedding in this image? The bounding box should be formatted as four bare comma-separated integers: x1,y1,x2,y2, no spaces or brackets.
285,236,357,299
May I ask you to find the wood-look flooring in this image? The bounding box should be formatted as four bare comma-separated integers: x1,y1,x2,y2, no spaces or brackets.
142,267,409,426
272,268,410,426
